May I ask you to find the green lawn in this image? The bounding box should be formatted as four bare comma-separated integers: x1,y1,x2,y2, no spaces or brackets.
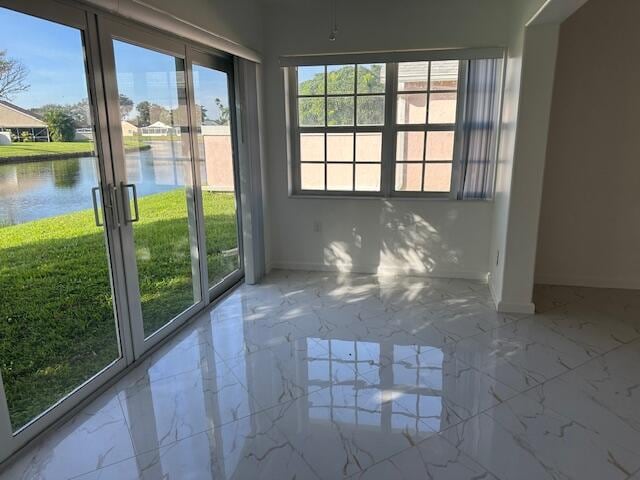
0,139,148,159
0,190,239,429
0,141,95,158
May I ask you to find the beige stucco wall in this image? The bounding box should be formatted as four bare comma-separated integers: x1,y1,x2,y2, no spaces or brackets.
535,0,640,289
202,133,235,191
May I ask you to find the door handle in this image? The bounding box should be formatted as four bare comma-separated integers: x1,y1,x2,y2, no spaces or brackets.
91,186,104,227
121,182,140,223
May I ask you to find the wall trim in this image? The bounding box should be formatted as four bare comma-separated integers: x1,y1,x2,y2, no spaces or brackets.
270,261,489,281
488,273,536,314
495,300,536,314
535,275,640,291
488,273,499,309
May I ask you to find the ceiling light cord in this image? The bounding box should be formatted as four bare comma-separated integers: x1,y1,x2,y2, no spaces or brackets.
329,0,338,41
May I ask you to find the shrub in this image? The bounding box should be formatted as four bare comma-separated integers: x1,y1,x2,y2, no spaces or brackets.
43,108,76,142
19,131,33,142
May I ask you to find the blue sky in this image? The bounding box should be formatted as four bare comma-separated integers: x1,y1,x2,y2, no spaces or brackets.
1,7,228,120
0,8,88,108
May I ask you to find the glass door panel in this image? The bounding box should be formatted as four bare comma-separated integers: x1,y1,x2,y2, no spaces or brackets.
191,63,241,289
110,39,201,339
0,7,120,431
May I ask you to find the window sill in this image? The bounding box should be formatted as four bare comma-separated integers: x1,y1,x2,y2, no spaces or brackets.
289,193,494,203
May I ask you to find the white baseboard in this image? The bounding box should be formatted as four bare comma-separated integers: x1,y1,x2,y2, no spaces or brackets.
269,261,489,281
487,273,536,314
495,300,536,314
535,274,640,290
487,274,499,309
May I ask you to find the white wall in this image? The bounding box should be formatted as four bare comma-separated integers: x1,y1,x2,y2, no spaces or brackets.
487,0,590,313
535,0,640,289
261,0,510,279
488,1,534,307
83,0,263,56
500,22,559,310
141,0,263,50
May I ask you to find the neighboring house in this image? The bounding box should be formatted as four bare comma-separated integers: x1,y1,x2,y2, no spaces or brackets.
140,120,178,136
121,120,139,137
74,127,94,141
0,100,50,142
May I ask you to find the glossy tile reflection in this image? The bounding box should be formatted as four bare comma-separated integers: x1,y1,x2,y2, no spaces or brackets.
3,272,640,479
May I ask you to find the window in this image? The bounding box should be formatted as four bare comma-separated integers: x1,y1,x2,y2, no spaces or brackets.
394,61,459,193
295,64,385,192
287,54,503,199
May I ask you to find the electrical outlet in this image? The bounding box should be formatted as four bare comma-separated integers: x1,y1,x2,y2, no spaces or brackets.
496,250,500,266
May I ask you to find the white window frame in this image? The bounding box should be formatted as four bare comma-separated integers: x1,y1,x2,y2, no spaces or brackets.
285,49,503,199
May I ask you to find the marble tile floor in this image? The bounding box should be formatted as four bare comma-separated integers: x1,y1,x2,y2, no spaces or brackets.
2,270,640,479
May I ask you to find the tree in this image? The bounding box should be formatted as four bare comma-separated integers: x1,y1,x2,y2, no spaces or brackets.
0,50,29,101
149,103,171,125
68,99,90,128
119,94,133,120
43,108,76,142
211,98,230,126
136,101,151,127
197,104,208,124
32,100,90,128
298,64,385,126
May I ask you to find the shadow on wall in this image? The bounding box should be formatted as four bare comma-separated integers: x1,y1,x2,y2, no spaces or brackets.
321,200,463,276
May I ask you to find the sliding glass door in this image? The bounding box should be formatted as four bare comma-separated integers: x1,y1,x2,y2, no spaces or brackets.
0,1,130,457
0,1,244,463
189,52,243,294
106,32,202,342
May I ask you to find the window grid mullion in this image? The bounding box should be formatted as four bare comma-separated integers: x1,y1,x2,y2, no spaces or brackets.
381,62,397,196
304,161,380,165
397,160,452,165
421,62,431,192
324,65,328,191
298,92,386,98
299,126,384,134
352,65,358,191
290,67,302,194
394,123,456,132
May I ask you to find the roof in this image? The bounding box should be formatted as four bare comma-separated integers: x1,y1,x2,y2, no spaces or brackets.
397,60,459,84
147,121,171,128
201,125,231,135
0,100,47,128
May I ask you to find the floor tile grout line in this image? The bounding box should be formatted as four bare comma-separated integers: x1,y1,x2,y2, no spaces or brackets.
57,394,138,480
108,352,294,472
68,391,297,480
65,391,143,480
342,420,506,480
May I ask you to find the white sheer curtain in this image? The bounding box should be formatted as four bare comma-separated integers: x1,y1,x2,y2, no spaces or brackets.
458,58,502,199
